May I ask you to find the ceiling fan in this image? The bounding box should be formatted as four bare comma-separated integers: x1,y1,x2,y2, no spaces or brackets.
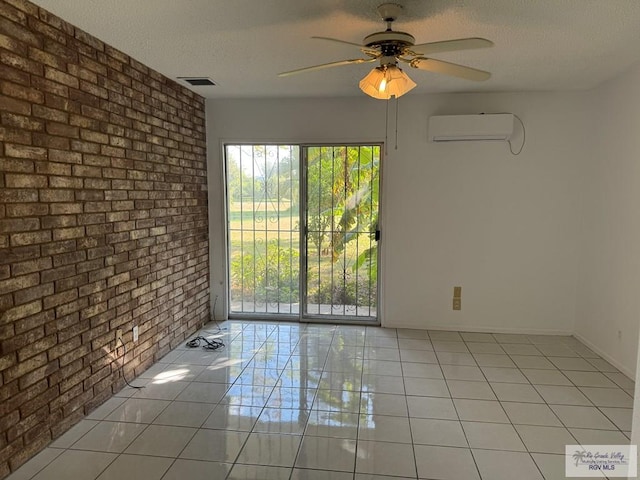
278,3,493,99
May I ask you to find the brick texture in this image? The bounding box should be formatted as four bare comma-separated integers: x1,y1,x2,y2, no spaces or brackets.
0,1,209,476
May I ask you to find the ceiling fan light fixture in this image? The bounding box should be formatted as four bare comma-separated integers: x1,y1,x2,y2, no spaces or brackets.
359,64,416,100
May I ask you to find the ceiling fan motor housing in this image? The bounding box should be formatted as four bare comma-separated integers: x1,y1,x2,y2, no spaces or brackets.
363,31,415,57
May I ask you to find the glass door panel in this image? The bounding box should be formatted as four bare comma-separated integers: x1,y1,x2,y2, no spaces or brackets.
226,145,300,315
303,145,381,321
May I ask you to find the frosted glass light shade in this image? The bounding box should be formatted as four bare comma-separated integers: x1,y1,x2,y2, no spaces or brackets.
359,65,416,100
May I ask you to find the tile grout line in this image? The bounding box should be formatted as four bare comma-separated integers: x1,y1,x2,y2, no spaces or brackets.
162,322,250,480
429,331,488,479
288,323,335,480
231,323,299,479
499,342,632,438
461,332,631,472
493,338,587,442
462,334,552,479
434,333,610,467
175,322,265,479
350,327,367,480
402,329,430,480
450,332,494,480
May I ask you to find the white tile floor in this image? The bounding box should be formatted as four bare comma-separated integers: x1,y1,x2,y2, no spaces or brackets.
8,321,635,480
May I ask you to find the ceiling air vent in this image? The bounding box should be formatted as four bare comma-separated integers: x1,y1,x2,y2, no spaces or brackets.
178,77,216,86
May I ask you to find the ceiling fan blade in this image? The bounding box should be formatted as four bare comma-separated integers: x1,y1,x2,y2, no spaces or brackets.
410,57,491,81
312,36,380,56
278,58,376,77
408,37,493,56
311,36,365,48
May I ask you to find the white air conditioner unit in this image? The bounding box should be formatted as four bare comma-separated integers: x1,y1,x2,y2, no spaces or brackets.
428,113,514,142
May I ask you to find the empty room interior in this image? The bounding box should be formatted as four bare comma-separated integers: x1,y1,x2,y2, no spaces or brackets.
2,0,640,479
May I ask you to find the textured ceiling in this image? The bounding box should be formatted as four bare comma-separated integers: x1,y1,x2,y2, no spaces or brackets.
31,0,640,99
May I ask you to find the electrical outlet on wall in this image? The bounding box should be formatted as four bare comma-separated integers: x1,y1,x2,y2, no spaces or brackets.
133,326,139,342
453,286,462,310
453,298,462,310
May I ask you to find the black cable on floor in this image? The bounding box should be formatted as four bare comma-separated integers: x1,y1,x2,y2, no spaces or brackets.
186,336,225,351
117,340,145,390
205,295,225,334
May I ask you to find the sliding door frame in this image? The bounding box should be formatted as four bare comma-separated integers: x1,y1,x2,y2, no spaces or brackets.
300,143,383,326
222,141,383,326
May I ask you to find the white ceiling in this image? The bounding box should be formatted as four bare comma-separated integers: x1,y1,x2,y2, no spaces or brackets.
32,0,640,99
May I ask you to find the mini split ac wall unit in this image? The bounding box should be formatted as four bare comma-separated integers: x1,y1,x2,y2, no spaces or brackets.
428,113,514,142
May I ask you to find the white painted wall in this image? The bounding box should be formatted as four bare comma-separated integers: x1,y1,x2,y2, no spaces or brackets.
206,91,590,334
575,62,640,379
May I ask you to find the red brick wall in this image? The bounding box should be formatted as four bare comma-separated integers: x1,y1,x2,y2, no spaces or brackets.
0,0,209,476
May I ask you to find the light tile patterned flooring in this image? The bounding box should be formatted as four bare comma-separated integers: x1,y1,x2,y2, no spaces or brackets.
9,321,636,480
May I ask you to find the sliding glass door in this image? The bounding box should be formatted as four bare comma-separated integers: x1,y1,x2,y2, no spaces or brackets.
226,145,300,315
303,145,380,320
225,144,381,323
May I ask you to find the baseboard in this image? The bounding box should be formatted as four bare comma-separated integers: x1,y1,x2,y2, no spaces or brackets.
383,322,573,336
572,332,635,380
